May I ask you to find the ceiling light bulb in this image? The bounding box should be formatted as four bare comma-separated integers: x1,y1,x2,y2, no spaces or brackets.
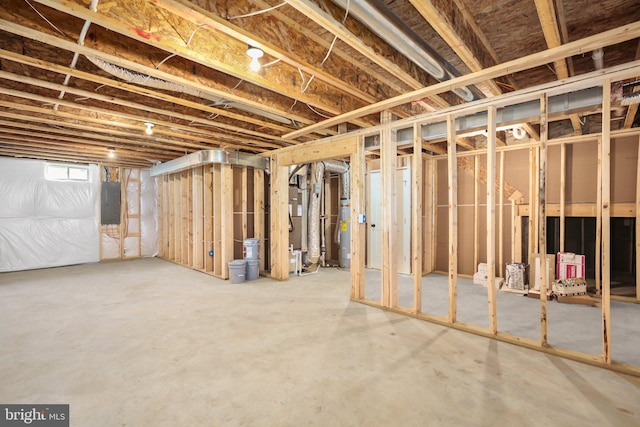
247,46,264,59
250,57,261,72
247,45,263,71
144,122,154,135
108,147,115,158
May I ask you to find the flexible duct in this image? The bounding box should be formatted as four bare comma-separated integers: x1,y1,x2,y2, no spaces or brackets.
85,56,218,102
592,48,604,70
323,160,349,199
308,162,325,264
322,160,350,246
307,160,350,264
330,0,476,102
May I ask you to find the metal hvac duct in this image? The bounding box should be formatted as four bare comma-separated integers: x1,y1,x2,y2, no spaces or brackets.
330,0,477,102
308,160,350,265
149,150,268,176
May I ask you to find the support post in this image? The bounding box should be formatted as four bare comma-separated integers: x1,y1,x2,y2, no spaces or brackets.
539,94,549,347
447,114,458,323
270,156,290,280
474,155,480,273
204,165,214,272
351,137,366,300
221,164,234,279
601,80,612,364
381,111,398,308
596,137,602,295
560,143,566,252
636,136,640,302
412,123,423,313
254,169,265,272
499,151,505,277
193,166,204,270
487,106,498,334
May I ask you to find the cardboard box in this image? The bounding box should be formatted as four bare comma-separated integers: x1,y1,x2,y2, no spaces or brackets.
556,252,585,279
530,254,555,291
505,263,526,290
552,278,587,296
473,272,487,286
477,263,488,274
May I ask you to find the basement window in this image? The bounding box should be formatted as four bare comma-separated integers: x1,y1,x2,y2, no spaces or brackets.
45,164,89,182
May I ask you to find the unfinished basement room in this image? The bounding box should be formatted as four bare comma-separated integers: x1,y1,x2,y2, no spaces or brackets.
2,0,640,425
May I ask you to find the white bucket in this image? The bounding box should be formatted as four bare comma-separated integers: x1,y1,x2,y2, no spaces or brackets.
228,259,247,284
246,259,260,281
243,238,260,260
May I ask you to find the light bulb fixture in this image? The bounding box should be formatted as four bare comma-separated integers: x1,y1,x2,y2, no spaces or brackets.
144,122,154,135
247,45,263,71
108,147,116,158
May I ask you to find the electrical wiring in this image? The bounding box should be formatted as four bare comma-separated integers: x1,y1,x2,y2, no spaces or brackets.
155,24,207,69
300,0,350,94
227,2,285,20
306,103,332,119
24,0,66,36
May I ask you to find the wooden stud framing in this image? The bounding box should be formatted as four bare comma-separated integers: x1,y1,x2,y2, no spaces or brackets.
242,167,249,242
423,157,435,275
601,80,612,364
596,137,602,295
432,160,438,272
350,137,366,300
169,173,176,261
636,135,640,302
221,164,234,280
254,169,265,272
412,123,423,313
474,155,480,272
270,156,290,280
447,114,458,323
560,143,566,252
498,151,505,276
539,94,549,347
204,165,214,272
528,148,536,261
512,199,519,262
180,170,188,265
193,167,204,270
381,111,398,308
486,106,498,334
213,165,222,277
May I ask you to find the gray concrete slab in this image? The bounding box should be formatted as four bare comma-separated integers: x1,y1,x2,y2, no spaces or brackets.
1,259,640,426
365,269,639,366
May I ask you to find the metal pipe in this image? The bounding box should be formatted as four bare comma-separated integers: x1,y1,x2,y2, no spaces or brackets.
330,0,476,101
149,150,268,176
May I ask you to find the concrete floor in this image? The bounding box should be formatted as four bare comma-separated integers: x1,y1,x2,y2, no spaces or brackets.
365,270,640,367
1,258,640,426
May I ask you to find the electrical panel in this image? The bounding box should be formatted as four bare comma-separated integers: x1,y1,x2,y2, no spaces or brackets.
101,181,121,225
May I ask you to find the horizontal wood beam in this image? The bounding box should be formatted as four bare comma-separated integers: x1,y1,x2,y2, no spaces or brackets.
283,21,640,139
31,0,372,127
275,137,357,166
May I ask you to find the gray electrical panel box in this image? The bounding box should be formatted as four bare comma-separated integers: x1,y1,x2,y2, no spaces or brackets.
101,181,121,225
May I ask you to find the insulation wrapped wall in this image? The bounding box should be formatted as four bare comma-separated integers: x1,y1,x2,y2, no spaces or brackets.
0,158,99,272
140,169,158,257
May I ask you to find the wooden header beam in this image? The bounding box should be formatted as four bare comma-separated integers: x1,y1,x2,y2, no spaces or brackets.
284,21,640,140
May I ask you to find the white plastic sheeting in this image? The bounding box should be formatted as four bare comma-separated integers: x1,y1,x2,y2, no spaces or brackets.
140,169,158,257
0,158,100,272
100,168,158,260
